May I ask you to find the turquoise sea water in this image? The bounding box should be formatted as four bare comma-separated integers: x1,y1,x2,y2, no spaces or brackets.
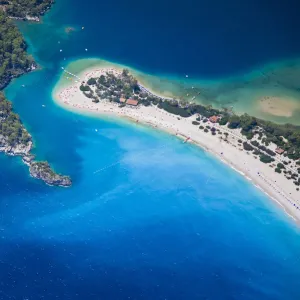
1,0,300,299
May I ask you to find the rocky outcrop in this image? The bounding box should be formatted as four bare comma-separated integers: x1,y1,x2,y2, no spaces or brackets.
29,161,72,187
0,136,32,156
0,135,71,187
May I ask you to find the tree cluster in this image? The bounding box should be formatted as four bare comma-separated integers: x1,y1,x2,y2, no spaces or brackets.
0,92,31,146
1,0,53,18
222,113,300,162
0,10,34,88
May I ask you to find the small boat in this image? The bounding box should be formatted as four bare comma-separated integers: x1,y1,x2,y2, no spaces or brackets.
183,137,190,143
85,48,88,51
82,26,85,30
95,129,98,132
60,49,63,52
42,104,46,107
21,84,25,87
186,75,189,78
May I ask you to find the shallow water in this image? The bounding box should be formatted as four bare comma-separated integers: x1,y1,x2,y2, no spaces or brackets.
18,0,300,124
1,0,300,299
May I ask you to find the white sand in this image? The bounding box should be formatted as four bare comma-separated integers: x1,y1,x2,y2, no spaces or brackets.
53,68,300,223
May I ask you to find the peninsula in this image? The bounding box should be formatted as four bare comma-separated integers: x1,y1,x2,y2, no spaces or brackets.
55,66,300,221
0,0,71,187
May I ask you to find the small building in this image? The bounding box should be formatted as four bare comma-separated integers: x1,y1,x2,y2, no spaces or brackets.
126,99,139,106
209,115,219,123
119,97,126,103
275,147,285,155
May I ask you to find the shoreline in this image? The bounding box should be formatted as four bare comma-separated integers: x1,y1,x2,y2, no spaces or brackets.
56,58,300,125
0,2,71,187
53,66,300,224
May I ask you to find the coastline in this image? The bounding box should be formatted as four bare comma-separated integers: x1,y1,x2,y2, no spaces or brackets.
0,1,71,187
53,66,300,223
55,58,300,125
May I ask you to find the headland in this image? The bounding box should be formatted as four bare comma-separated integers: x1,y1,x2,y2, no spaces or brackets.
0,0,71,187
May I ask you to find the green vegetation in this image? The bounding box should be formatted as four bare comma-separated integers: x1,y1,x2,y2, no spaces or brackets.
1,0,53,18
243,142,254,151
0,1,71,187
226,113,300,161
87,77,96,85
0,92,31,146
82,69,300,172
0,1,53,146
0,10,34,89
80,84,91,92
250,140,276,156
32,161,56,176
30,161,72,186
259,154,275,164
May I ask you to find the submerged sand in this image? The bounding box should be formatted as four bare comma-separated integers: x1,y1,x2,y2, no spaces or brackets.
54,58,300,125
259,96,300,117
52,65,300,224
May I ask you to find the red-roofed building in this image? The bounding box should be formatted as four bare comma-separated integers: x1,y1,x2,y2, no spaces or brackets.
275,147,285,155
120,97,126,103
126,99,139,106
209,115,219,123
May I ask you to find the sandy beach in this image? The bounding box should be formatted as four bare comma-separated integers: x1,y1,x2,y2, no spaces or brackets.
53,67,300,223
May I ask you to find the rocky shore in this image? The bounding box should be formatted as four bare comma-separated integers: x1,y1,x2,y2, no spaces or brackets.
0,133,71,187
0,63,37,90
0,0,71,187
29,161,72,187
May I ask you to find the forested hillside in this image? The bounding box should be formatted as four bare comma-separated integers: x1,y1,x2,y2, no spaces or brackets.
0,10,34,89
0,92,31,146
0,0,71,186
0,0,53,18
0,1,54,147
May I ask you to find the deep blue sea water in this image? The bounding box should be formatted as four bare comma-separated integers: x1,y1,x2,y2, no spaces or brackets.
19,0,300,78
1,0,300,299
